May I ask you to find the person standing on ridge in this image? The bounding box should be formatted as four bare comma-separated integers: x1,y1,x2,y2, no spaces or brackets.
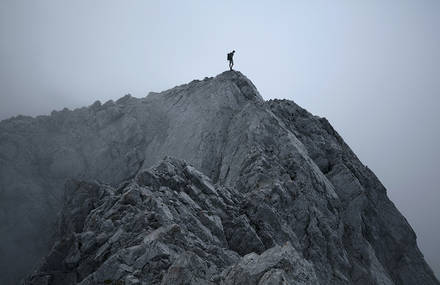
227,50,235,71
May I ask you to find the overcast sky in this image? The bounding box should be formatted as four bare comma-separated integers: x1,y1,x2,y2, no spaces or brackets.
1,0,439,278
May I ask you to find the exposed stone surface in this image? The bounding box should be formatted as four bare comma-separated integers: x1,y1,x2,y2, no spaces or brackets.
0,71,261,283
0,71,437,284
24,158,319,285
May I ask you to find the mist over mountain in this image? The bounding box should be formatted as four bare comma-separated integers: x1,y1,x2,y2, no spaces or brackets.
0,71,438,284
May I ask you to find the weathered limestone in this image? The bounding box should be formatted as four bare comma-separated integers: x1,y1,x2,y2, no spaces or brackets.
0,71,437,284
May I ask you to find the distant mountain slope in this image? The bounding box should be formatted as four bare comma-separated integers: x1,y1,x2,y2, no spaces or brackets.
0,71,437,284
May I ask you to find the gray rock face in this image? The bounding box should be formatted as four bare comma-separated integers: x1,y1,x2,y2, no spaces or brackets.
0,71,437,284
25,158,318,285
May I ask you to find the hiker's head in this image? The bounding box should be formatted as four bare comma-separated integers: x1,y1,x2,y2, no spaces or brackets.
232,50,235,53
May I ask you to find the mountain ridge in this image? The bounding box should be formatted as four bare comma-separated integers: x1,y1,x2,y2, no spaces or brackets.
0,71,437,284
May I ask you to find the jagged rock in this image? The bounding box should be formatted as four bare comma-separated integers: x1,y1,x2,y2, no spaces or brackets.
221,242,318,285
24,158,320,284
0,71,437,284
25,158,244,284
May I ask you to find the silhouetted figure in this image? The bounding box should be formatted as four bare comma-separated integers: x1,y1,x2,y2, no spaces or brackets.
227,50,235,71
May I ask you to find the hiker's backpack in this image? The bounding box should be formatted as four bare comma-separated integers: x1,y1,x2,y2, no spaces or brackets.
227,53,232,61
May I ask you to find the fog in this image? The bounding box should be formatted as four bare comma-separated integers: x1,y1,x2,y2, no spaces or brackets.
1,0,439,278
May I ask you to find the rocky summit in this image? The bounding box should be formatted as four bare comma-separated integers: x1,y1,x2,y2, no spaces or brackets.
0,71,438,284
